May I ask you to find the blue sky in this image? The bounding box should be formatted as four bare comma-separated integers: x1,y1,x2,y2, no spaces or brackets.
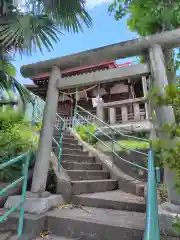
14,1,138,84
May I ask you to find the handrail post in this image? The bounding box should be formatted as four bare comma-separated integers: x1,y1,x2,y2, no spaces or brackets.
144,149,160,240
58,120,64,172
111,129,115,167
18,153,30,237
73,87,78,129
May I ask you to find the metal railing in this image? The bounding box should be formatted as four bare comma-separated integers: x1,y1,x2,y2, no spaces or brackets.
54,113,65,172
0,152,31,237
144,149,160,240
73,104,160,240
30,97,66,172
75,105,148,169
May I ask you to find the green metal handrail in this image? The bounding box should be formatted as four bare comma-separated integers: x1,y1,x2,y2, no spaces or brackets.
76,112,148,156
144,149,160,240
74,105,148,170
75,113,147,170
30,95,65,172
0,152,31,237
76,105,149,142
55,113,65,172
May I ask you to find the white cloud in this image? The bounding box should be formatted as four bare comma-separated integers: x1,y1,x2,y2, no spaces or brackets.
86,0,112,9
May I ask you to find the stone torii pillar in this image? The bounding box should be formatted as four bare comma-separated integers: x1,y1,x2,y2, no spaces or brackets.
31,66,61,194
149,44,180,235
5,66,64,215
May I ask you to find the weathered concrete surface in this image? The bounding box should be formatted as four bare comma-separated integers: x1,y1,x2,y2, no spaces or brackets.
105,150,148,182
62,162,102,171
163,168,180,205
50,152,72,203
0,210,46,238
67,170,109,181
31,66,60,194
61,154,95,163
62,148,89,156
71,179,118,195
0,232,12,240
72,190,146,212
46,206,145,240
4,193,65,215
21,28,180,78
159,203,180,237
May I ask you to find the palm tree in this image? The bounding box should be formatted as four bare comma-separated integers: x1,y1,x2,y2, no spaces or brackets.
0,0,92,107
0,0,92,53
0,51,33,108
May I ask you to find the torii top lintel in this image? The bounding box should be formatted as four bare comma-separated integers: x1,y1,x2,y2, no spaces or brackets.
21,28,180,78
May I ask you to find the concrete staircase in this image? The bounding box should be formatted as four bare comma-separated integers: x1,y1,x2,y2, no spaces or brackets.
50,130,148,239
53,131,118,195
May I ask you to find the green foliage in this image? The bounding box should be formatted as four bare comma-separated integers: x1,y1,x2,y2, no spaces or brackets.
34,121,42,132
131,131,149,139
75,124,98,145
0,52,35,108
157,184,168,204
118,140,149,151
0,107,38,181
108,0,180,83
149,84,180,184
108,1,180,35
0,0,92,54
172,216,180,234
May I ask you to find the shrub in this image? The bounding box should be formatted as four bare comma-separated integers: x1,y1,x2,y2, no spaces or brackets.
0,107,38,181
33,121,42,132
75,124,98,145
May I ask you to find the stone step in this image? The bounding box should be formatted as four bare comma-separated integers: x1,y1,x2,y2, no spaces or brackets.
62,143,82,150
62,162,102,171
61,154,95,163
62,148,88,156
0,231,13,240
67,170,109,181
53,135,75,142
54,131,71,137
72,190,146,212
71,179,118,194
35,236,74,240
46,207,145,240
0,232,12,240
52,145,83,153
62,138,78,145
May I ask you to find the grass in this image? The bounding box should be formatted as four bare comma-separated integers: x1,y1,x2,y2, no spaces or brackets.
96,139,149,152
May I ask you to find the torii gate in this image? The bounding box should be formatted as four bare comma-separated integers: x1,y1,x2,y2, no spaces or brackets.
21,28,180,222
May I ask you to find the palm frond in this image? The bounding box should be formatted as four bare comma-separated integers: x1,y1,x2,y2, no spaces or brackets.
38,0,92,32
0,0,92,53
0,51,34,109
0,14,61,53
